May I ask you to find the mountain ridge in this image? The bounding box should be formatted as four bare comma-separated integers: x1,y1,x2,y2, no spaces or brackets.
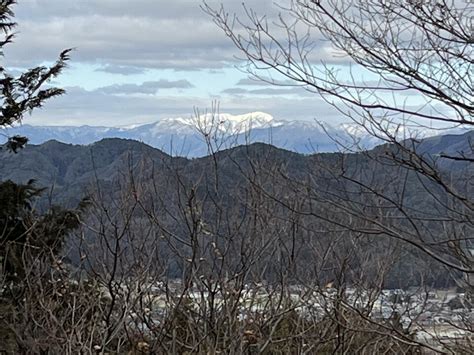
5,112,465,157
1,129,472,208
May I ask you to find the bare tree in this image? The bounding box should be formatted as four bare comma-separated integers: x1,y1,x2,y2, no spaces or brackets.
203,0,473,352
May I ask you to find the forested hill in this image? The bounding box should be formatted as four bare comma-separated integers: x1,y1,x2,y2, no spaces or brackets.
0,130,472,207
0,131,472,287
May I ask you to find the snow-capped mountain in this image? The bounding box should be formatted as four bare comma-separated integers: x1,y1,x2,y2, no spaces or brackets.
0,112,465,157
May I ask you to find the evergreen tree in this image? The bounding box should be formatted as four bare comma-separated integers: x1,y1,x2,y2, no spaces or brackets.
0,1,70,151
0,0,84,284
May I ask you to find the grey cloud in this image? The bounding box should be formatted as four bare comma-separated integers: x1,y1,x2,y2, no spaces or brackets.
222,86,314,96
236,78,268,86
97,80,194,94
221,88,248,95
14,0,280,21
5,0,339,71
95,65,146,75
252,88,313,96
5,14,239,70
236,78,296,86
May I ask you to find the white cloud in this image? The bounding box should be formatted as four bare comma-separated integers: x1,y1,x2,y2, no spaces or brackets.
25,85,342,126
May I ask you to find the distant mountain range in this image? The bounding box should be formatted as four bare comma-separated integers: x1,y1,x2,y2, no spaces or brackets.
2,112,464,156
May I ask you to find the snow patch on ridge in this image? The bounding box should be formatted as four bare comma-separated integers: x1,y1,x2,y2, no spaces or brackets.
150,112,280,136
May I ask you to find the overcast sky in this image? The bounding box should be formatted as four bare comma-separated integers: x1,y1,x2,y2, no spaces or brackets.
4,1,363,126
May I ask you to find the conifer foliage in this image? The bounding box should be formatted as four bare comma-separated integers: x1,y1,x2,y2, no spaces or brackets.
0,0,71,152
0,1,83,288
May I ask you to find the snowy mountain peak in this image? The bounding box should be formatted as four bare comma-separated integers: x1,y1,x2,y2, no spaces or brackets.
151,112,278,135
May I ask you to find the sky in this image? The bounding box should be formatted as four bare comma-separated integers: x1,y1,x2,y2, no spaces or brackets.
3,0,420,127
